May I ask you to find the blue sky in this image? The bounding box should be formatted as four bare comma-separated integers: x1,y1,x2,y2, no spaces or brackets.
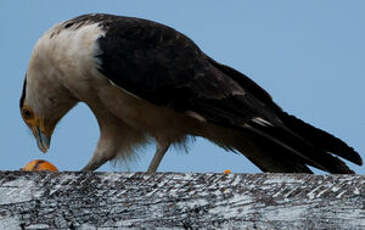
1,1,364,174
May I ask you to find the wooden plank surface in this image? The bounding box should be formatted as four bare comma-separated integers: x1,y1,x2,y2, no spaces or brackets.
0,171,364,229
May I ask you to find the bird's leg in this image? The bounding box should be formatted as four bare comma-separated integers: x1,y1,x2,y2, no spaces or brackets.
82,152,111,171
147,142,170,173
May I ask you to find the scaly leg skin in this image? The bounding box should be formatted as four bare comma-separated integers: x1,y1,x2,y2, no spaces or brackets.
82,141,170,172
82,153,110,171
147,142,170,173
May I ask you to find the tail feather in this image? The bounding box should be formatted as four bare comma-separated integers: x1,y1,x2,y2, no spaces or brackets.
209,125,314,173
280,112,362,166
208,58,361,173
240,130,314,173
245,117,355,174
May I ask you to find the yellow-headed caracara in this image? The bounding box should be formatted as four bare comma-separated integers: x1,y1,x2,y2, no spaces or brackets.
20,14,362,173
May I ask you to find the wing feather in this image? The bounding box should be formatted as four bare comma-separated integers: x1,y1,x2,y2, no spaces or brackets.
90,14,361,173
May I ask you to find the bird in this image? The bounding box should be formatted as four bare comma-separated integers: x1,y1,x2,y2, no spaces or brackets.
20,13,362,174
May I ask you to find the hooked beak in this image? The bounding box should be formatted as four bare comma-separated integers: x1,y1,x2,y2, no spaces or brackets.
34,126,51,153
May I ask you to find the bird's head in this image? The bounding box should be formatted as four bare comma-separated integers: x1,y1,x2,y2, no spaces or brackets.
20,97,53,153
20,69,77,153
20,21,98,154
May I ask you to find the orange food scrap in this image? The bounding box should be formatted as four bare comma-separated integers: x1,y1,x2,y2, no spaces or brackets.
22,160,58,172
223,169,231,174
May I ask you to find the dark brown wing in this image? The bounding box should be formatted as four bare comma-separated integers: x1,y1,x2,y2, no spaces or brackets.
81,14,361,173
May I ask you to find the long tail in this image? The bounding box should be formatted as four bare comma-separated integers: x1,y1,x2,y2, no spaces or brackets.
280,112,362,166
208,58,362,174
242,112,362,174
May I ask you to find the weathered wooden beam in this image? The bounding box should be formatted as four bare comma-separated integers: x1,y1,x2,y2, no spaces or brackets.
0,171,363,229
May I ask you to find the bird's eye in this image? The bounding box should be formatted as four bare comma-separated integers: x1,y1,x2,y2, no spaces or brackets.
22,108,33,120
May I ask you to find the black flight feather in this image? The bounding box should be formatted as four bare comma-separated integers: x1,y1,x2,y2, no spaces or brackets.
65,14,362,173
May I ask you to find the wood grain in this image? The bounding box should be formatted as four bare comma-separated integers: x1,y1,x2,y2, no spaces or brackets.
0,171,363,229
